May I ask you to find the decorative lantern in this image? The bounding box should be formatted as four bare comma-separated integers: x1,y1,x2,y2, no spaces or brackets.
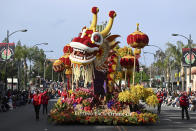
126,23,148,85
120,55,139,87
53,60,65,72
63,44,73,54
53,44,73,72
59,53,71,68
59,45,72,90
127,23,149,49
120,55,139,69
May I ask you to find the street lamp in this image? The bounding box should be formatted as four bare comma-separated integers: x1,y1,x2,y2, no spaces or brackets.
172,33,193,92
29,42,48,81
32,43,48,47
146,44,166,58
44,50,53,53
146,44,167,86
43,50,54,81
5,29,27,91
143,51,155,88
147,44,163,52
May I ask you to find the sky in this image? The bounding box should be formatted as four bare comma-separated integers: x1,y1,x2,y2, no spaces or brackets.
0,0,196,66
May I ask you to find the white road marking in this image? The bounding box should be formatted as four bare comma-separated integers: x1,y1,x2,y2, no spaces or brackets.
190,128,196,131
162,118,172,121
173,122,183,124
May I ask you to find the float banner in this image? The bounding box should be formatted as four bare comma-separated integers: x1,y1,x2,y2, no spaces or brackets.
0,43,15,61
182,48,196,67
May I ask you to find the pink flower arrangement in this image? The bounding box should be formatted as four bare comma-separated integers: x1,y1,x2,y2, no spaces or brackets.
76,97,83,104
84,106,91,111
65,98,73,105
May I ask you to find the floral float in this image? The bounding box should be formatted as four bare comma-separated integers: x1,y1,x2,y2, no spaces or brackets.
49,85,158,125
49,7,158,126
53,6,120,94
49,85,159,125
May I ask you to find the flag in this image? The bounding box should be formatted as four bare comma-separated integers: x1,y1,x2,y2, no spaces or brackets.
0,43,15,61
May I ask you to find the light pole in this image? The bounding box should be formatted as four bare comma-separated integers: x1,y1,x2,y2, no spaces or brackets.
146,45,167,88
143,51,155,88
146,44,166,61
32,43,48,48
43,50,54,81
172,33,193,93
147,44,163,52
139,66,144,84
5,29,27,91
29,43,48,81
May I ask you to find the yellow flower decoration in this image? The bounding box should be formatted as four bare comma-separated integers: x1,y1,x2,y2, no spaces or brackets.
146,95,159,107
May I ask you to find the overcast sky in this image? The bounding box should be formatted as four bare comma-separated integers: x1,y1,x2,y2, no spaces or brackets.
0,0,196,66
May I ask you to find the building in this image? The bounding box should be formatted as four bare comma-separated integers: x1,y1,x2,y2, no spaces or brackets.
186,67,196,92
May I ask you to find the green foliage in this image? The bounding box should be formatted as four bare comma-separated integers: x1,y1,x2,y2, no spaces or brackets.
0,40,54,89
129,71,150,84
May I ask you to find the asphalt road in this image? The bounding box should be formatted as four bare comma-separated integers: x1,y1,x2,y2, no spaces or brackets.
0,100,196,131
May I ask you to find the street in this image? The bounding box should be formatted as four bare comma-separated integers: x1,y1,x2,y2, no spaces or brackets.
0,100,196,131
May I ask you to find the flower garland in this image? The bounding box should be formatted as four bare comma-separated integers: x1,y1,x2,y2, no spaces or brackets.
72,63,94,88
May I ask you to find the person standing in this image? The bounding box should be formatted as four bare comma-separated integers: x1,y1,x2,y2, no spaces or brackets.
33,90,46,120
42,92,50,115
179,92,190,120
157,91,163,114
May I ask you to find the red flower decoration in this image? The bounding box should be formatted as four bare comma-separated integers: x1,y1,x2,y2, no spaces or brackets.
120,55,139,68
127,23,149,49
63,44,73,54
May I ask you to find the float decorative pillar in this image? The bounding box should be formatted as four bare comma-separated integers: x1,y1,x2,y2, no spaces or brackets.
127,23,149,85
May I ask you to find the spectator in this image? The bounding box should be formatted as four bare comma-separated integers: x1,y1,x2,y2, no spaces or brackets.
32,90,46,120
157,91,163,114
179,92,190,120
42,91,50,115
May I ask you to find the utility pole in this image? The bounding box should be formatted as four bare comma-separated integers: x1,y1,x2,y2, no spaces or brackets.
172,33,193,92
188,34,192,94
4,29,27,91
5,30,9,91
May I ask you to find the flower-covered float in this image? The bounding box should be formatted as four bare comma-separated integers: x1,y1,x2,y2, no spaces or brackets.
49,7,159,125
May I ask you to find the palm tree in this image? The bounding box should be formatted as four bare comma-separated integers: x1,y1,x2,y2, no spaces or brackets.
14,41,24,90
165,41,196,91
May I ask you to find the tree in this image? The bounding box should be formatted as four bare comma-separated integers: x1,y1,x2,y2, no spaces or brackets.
129,71,150,85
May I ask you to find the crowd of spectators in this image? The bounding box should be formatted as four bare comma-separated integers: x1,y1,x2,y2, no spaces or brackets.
160,90,196,111
0,89,29,112
0,80,65,112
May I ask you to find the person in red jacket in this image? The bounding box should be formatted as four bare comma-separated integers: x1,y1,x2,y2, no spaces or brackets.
61,88,67,100
157,91,163,114
180,92,190,120
33,90,46,120
42,92,50,115
58,89,61,97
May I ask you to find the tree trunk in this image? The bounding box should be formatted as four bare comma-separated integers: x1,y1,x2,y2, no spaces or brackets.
181,61,186,91
24,59,28,90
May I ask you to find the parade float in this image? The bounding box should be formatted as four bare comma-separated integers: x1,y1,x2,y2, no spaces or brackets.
49,7,159,125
